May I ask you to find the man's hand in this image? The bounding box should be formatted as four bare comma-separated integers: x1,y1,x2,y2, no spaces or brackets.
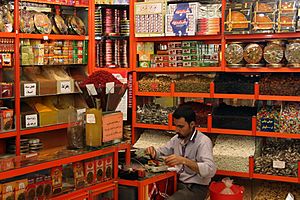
165,154,185,167
145,146,156,159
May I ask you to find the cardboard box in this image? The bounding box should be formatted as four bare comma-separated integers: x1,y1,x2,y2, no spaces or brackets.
1,109,14,131
2,182,15,200
51,166,63,195
95,158,105,183
104,156,113,181
15,179,28,200
73,162,85,189
0,83,13,98
0,155,14,172
84,160,96,185
165,13,196,36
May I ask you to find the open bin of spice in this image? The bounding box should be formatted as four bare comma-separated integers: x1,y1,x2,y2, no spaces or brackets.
29,101,58,127
175,74,213,93
42,97,71,125
20,73,39,97
138,75,172,92
20,101,39,129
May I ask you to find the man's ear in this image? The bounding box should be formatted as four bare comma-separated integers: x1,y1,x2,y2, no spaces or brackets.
190,121,195,127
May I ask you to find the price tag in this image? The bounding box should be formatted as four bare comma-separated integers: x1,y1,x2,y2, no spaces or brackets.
286,193,294,200
25,114,38,128
77,108,86,120
43,35,49,40
86,84,97,96
86,114,96,124
60,81,72,93
106,82,115,94
273,160,285,169
24,83,37,96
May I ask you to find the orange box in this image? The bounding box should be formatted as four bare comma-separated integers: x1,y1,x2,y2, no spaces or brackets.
73,162,85,189
15,179,28,200
51,166,63,195
104,156,113,181
84,160,96,185
1,109,14,131
95,158,105,183
2,182,15,200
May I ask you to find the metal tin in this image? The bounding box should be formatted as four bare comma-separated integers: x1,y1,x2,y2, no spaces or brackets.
246,63,264,68
227,64,245,68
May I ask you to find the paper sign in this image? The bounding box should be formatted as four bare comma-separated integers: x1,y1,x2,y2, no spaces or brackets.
25,114,38,128
60,81,71,93
273,160,285,169
86,114,96,124
102,112,123,142
86,84,97,96
77,108,86,121
106,82,115,94
43,35,49,40
286,193,295,200
24,83,37,96
261,118,275,132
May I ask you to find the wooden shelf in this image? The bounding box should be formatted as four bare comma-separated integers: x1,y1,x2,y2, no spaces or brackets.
225,33,300,40
19,33,88,40
20,124,69,136
0,146,116,180
0,32,16,38
20,0,89,7
0,131,17,139
253,173,299,183
135,35,222,42
135,67,222,73
224,67,300,73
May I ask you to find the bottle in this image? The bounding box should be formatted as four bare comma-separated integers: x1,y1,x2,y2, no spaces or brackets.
85,99,102,147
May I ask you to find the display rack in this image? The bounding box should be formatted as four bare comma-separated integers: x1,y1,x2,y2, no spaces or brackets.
130,0,300,185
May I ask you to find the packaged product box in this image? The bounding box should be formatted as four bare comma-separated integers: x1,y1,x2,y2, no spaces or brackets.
252,0,277,33
151,62,169,68
0,83,13,98
95,158,105,183
43,175,52,199
0,155,14,172
2,182,15,200
1,109,14,131
169,61,183,67
26,178,36,200
21,46,34,66
33,44,45,65
104,156,113,181
168,42,182,49
182,48,198,55
51,166,63,195
137,42,145,55
84,160,96,185
139,61,151,68
168,55,183,62
168,48,183,55
20,102,39,129
165,13,196,36
151,55,169,62
183,54,199,61
73,162,85,189
225,2,253,34
182,41,198,48
183,61,199,67
0,53,12,67
276,12,297,33
15,179,28,200
35,175,45,199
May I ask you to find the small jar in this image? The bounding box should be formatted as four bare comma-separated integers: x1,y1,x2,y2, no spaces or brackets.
263,40,285,68
285,40,300,68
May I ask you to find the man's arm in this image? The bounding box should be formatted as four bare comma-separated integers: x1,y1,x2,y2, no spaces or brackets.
145,137,176,159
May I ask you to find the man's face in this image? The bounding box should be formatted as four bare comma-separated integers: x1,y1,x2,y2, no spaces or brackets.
174,117,194,139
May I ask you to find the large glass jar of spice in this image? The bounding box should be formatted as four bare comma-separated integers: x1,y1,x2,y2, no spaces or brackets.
285,40,300,68
225,43,244,68
243,43,263,68
263,40,285,68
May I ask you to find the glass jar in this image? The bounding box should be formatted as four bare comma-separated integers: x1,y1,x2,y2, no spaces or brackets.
243,43,263,68
285,40,300,68
263,40,285,68
225,43,244,68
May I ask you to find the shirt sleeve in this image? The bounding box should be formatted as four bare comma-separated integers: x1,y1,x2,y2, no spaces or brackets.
156,136,176,158
196,138,216,178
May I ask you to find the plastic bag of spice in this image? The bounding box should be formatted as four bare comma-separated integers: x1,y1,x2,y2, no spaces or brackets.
220,178,235,195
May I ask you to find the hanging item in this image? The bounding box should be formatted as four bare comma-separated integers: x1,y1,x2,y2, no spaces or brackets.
54,15,68,35
34,13,52,34
70,16,86,35
20,10,34,33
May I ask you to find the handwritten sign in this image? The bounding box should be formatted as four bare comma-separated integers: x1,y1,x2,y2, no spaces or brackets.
106,82,115,94
86,84,97,96
102,112,123,142
260,118,275,132
273,160,285,169
24,83,37,96
25,114,38,128
86,114,96,124
60,81,71,94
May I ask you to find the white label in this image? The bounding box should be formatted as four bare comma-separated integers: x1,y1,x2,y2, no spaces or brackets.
273,160,286,169
86,84,97,96
286,193,294,200
60,81,72,93
25,114,38,128
19,183,26,190
43,35,49,40
106,82,115,94
77,108,86,120
24,83,37,96
86,114,96,124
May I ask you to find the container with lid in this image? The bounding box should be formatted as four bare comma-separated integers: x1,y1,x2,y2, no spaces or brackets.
263,40,285,68
225,43,245,68
285,39,300,68
243,43,264,68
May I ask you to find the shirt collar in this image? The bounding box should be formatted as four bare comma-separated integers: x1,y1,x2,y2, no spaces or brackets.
180,129,197,145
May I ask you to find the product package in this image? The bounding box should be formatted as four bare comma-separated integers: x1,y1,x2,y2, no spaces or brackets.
51,166,63,195
256,105,281,132
15,179,28,200
277,0,297,32
104,156,113,181
84,159,96,185
73,162,85,189
252,0,277,33
197,4,221,35
95,158,105,183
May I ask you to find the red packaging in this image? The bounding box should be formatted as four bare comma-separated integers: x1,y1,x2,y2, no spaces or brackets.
2,182,15,200
0,83,13,98
51,166,63,195
95,158,105,183
84,160,96,185
15,179,28,200
0,156,14,171
1,109,14,131
26,178,36,200
35,175,45,200
43,176,53,199
104,157,113,181
73,162,85,189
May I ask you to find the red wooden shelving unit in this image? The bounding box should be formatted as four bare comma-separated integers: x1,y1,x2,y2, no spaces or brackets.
20,124,69,136
0,131,17,139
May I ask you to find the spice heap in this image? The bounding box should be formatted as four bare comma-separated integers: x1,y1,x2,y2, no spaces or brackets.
257,105,281,132
133,130,174,149
259,73,300,96
136,104,176,125
213,135,256,172
279,103,300,134
254,182,300,200
175,74,213,93
255,139,300,177
138,75,172,93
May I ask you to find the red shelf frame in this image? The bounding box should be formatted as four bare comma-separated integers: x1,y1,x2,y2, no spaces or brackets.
19,33,88,40
0,32,16,38
0,145,117,180
225,33,300,40
20,123,69,136
216,170,250,178
252,174,299,183
135,35,222,42
224,67,300,73
0,131,17,139
135,67,222,72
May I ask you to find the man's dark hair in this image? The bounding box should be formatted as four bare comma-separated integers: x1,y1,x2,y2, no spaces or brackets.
172,105,196,124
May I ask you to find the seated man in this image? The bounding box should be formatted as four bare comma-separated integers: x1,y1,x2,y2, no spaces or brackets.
146,105,216,199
